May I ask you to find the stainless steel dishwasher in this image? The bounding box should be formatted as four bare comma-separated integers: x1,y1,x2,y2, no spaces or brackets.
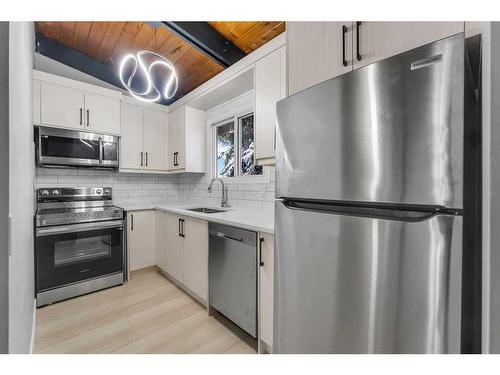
209,223,257,338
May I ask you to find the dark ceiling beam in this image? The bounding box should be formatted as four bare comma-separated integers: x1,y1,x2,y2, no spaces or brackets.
35,32,123,89
162,21,246,68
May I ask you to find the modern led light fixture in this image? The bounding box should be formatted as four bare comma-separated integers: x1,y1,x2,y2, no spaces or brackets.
119,50,179,103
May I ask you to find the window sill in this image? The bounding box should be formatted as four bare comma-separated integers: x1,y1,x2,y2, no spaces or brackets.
212,167,272,184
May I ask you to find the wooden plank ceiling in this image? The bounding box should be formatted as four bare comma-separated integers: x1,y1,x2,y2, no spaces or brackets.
34,21,285,102
209,22,285,53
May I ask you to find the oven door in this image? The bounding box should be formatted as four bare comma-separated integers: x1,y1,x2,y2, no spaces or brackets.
35,220,124,292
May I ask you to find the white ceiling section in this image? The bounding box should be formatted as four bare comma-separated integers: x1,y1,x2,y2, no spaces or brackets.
189,68,254,111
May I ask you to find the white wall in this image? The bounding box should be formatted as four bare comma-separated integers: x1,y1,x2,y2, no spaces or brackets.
0,21,9,354
34,53,127,94
8,21,35,354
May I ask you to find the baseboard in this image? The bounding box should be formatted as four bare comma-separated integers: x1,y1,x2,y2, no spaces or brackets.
29,298,36,354
157,268,208,308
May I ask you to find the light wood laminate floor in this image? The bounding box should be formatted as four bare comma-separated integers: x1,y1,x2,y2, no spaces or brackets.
34,267,257,354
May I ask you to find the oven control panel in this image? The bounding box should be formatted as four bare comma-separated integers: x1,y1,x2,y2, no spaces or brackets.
37,187,113,200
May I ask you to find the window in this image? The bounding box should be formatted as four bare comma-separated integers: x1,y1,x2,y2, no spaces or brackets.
214,113,263,178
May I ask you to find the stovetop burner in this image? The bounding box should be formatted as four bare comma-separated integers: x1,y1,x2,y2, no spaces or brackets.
35,187,123,227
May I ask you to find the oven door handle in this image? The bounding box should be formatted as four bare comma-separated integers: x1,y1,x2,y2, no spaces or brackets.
36,220,124,237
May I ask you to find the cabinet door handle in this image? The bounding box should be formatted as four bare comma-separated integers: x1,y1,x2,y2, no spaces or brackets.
174,152,178,166
181,219,185,238
356,21,362,61
131,214,134,231
86,109,90,127
145,152,148,167
79,108,83,125
259,237,265,267
178,218,181,237
342,25,348,67
140,152,143,167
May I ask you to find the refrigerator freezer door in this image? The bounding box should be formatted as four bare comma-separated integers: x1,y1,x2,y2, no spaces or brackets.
274,201,462,353
276,34,464,209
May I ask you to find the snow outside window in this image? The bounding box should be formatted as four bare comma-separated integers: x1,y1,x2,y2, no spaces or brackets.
214,113,263,178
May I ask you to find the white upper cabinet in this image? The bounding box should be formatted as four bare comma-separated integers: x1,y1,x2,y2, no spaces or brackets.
120,103,144,170
353,22,465,69
84,92,121,135
167,106,186,170
287,22,353,95
287,22,466,94
39,82,85,130
167,105,205,173
254,47,286,165
120,102,168,172
143,108,167,170
34,71,121,135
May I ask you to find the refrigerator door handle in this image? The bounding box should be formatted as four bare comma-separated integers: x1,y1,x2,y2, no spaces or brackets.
280,199,462,222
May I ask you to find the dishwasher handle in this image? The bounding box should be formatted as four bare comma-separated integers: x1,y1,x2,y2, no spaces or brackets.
216,232,243,242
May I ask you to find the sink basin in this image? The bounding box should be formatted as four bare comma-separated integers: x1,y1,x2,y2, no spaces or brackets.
186,207,226,214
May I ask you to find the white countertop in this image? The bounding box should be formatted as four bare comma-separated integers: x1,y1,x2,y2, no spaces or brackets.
117,202,274,234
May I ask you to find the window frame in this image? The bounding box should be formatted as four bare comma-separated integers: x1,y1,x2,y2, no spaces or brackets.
213,117,237,178
210,110,270,183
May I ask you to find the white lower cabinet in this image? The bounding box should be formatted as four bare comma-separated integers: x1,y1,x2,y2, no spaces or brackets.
183,217,209,300
258,233,274,351
127,210,156,271
156,211,208,302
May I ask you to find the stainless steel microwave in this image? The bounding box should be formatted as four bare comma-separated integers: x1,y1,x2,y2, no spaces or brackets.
35,126,119,169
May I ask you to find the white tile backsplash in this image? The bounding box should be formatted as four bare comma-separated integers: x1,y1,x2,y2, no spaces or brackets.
35,168,179,207
34,91,275,210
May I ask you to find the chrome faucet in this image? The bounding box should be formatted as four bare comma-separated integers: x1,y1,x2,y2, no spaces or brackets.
208,178,229,208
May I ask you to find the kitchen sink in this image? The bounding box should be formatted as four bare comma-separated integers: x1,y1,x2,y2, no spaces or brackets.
186,207,226,214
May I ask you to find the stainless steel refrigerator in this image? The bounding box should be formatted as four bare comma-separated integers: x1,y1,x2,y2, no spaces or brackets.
274,33,482,354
